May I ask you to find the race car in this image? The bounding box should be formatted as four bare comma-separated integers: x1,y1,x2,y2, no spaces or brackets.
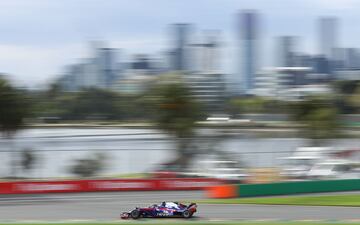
120,201,197,219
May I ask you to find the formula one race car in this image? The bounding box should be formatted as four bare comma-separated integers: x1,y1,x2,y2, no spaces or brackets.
121,201,197,219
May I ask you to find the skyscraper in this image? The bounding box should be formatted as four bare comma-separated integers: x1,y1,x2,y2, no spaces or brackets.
92,46,118,88
319,17,338,59
277,36,297,67
192,30,220,72
171,23,192,71
238,10,259,94
344,48,360,70
99,47,117,87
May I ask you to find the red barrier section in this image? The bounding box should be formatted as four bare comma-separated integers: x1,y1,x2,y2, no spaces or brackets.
0,178,223,194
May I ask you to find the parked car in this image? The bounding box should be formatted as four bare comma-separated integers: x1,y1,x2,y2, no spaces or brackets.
307,159,360,179
279,147,332,179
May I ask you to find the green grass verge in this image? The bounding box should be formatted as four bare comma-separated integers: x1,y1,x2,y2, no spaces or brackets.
198,194,360,207
0,223,359,225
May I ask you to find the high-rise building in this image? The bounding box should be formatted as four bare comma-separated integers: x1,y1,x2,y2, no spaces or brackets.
61,64,84,91
254,67,331,100
238,10,259,94
185,72,226,112
293,54,312,68
57,65,77,92
192,30,220,73
327,47,360,71
96,47,118,88
277,36,297,67
80,58,99,88
131,54,151,70
319,17,338,59
57,42,121,91
170,23,192,71
344,48,360,70
311,55,331,74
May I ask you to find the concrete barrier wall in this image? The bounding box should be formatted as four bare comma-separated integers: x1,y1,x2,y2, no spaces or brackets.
0,178,224,194
238,179,360,197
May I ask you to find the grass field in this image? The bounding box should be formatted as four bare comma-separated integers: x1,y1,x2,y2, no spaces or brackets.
0,222,359,225
198,194,360,207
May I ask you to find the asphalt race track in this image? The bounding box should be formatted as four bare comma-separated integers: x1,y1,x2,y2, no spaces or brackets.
0,191,359,221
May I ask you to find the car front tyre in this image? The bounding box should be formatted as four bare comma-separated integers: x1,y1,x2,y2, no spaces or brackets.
131,209,141,219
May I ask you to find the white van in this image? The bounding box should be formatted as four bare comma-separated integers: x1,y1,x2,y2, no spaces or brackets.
279,147,332,179
307,159,360,179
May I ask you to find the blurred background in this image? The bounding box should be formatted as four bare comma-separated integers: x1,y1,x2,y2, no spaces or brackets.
1,0,360,183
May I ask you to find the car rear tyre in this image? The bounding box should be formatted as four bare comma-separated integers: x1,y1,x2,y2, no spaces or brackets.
182,210,192,218
131,209,140,219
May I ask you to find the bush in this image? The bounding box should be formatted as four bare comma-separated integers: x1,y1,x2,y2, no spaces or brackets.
69,153,107,177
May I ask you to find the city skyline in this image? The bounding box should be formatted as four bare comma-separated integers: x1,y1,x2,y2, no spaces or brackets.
1,0,360,88
238,10,258,94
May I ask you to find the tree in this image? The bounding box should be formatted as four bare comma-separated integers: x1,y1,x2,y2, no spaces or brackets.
69,88,120,120
290,95,340,146
20,148,37,177
0,78,29,177
31,85,159,122
147,75,203,169
348,84,360,113
332,80,359,114
69,153,107,177
227,96,283,117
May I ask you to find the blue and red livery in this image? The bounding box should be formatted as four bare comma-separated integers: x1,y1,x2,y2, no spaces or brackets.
121,202,197,219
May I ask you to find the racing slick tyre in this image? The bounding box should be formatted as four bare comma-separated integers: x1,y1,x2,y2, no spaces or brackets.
182,209,192,219
130,209,141,219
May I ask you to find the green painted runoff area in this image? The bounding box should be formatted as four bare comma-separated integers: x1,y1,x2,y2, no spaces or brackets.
0,223,359,225
199,194,360,206
237,179,360,197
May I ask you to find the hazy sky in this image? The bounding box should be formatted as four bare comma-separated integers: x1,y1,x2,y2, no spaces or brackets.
1,0,360,88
